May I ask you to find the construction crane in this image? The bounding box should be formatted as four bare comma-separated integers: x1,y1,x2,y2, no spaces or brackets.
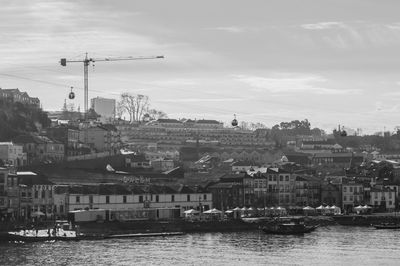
60,53,164,118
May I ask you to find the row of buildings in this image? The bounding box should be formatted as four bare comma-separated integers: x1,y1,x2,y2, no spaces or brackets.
116,119,274,151
0,168,212,221
208,169,398,213
0,123,121,167
0,88,40,107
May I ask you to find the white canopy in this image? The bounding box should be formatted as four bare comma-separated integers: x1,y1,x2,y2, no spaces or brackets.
31,211,45,217
316,205,325,210
362,205,372,209
241,207,248,211
233,207,241,211
354,205,364,210
203,208,223,214
184,209,200,214
303,206,315,210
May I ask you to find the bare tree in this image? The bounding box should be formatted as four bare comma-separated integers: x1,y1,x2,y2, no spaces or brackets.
134,94,149,121
146,109,168,121
119,93,136,122
118,93,155,122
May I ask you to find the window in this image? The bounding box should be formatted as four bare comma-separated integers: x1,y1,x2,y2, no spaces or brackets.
203,194,207,200
343,187,347,192
156,195,159,203
343,196,347,201
106,196,110,204
187,194,190,202
34,191,38,198
171,195,175,202
389,193,392,199
60,205,64,213
89,195,93,204
139,196,143,203
349,187,353,193
76,196,80,203
285,175,289,181
41,190,46,199
123,195,127,203
279,176,283,182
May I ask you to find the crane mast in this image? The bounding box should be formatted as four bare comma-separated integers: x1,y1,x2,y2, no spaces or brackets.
60,53,164,119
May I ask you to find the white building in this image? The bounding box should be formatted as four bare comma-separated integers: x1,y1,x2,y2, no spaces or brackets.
0,142,27,167
53,184,212,218
91,97,116,123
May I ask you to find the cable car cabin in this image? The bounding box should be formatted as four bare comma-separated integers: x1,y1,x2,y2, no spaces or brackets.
231,119,238,127
69,91,75,99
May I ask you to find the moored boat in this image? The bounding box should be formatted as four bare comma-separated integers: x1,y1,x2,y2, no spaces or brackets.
372,223,400,229
261,217,319,235
4,228,82,242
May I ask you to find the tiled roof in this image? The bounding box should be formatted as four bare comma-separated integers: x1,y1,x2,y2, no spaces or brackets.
195,119,221,124
157,119,181,123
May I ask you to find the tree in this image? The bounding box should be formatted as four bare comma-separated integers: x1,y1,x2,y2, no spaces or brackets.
117,93,151,122
146,109,168,121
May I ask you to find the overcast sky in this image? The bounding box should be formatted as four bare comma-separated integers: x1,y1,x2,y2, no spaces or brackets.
1,0,400,134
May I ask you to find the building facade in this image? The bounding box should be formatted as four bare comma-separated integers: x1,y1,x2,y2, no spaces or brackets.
91,97,116,123
0,142,27,167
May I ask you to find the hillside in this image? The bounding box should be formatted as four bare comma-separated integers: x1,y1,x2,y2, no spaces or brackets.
0,99,50,141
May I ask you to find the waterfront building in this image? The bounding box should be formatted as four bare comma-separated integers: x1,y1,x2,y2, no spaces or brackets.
207,175,244,210
370,187,397,211
91,97,116,123
342,180,364,213
53,184,212,218
295,175,321,207
0,168,9,218
320,182,342,207
0,142,27,167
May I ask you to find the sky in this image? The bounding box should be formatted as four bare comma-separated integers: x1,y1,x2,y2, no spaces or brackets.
1,0,400,134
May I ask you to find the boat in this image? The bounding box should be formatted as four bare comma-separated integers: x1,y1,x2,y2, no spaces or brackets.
372,222,400,229
3,228,82,242
261,217,319,235
105,231,185,239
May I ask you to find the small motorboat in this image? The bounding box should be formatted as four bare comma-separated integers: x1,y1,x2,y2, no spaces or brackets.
261,217,319,235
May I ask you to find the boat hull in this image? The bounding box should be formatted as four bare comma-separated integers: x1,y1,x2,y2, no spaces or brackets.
262,225,318,235
4,234,82,242
373,224,400,229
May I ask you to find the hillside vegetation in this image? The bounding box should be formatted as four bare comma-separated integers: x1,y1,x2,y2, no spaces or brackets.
0,99,50,141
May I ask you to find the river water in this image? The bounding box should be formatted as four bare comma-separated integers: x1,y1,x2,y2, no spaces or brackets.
1,225,399,266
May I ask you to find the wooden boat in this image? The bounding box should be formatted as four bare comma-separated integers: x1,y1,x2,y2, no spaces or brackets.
372,223,400,229
261,217,319,235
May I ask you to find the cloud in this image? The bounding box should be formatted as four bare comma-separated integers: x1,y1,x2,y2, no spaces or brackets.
206,26,251,33
233,74,361,95
156,97,245,103
301,22,346,30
